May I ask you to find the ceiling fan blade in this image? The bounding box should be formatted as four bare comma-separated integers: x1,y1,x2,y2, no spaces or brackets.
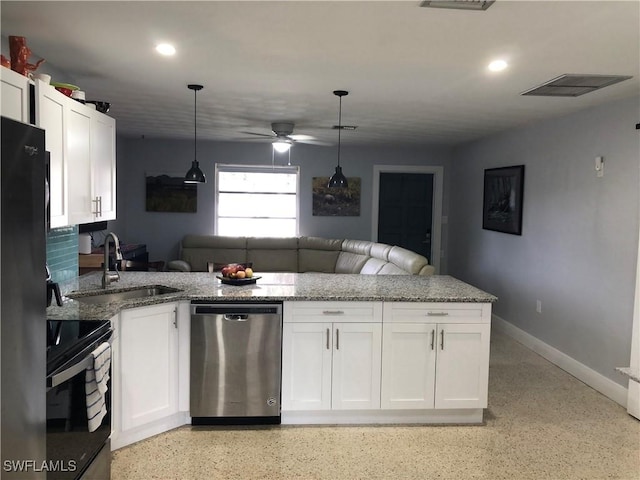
239,131,275,138
295,138,333,146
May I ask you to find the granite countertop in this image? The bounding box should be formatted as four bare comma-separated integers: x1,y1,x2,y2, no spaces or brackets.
47,272,497,321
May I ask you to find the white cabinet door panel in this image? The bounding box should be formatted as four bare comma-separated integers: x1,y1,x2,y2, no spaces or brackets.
381,323,436,409
332,323,382,410
434,323,490,409
282,322,332,411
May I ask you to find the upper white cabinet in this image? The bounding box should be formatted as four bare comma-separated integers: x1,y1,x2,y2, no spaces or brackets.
282,302,383,411
34,79,116,227
1,66,31,123
35,79,68,228
381,303,491,410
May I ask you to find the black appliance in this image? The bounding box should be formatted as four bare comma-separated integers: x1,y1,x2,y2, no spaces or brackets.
1,116,47,479
46,320,113,480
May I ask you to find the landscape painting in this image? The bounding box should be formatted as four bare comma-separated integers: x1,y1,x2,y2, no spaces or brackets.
312,177,361,216
146,174,197,213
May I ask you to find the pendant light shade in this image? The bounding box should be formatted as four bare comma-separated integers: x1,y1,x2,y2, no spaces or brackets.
184,84,206,184
328,90,349,188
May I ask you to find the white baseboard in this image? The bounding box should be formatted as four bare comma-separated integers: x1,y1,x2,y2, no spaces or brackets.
282,408,484,425
492,314,628,407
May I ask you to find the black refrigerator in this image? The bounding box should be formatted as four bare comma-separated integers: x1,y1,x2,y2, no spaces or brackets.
1,116,47,479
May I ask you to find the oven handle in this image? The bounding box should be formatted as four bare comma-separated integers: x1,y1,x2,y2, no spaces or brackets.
49,354,94,388
48,333,113,389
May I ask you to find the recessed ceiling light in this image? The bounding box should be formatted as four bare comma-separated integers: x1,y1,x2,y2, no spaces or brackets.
488,60,508,72
156,44,176,56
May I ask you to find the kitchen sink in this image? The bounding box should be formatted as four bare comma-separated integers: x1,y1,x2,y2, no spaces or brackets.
69,286,181,304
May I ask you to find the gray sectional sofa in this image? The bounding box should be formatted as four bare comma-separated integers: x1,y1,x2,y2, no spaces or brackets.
167,235,435,276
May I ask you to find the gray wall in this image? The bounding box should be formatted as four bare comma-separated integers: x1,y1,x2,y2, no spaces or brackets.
111,138,452,265
449,96,640,386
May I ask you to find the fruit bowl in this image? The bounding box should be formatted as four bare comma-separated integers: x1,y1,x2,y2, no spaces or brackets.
216,275,261,286
217,263,257,284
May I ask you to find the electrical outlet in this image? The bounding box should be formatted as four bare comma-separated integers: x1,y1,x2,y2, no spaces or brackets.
536,300,542,314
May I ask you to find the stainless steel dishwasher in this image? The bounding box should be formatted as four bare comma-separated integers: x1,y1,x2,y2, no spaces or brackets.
190,302,282,425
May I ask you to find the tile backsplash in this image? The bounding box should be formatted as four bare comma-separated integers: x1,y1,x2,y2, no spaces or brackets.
46,226,78,283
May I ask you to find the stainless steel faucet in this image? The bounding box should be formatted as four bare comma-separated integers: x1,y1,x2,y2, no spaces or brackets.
102,232,123,288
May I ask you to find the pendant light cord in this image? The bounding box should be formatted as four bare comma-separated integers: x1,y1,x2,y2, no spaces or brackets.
194,88,197,161
337,95,342,167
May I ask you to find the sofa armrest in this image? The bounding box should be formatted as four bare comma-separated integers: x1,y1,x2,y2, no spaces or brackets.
167,260,192,272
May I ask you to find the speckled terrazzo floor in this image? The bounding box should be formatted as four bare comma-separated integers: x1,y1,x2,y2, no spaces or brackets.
111,330,640,480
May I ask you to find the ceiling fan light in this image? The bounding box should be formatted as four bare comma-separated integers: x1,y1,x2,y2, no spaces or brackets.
185,160,206,183
328,166,348,189
272,140,292,153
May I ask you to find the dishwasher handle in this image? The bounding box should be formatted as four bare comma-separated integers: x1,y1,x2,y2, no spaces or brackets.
224,314,249,322
192,304,281,315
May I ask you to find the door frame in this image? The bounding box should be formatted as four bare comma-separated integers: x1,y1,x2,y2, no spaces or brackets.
372,165,444,274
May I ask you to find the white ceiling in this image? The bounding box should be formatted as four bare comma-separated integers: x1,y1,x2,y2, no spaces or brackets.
2,1,639,147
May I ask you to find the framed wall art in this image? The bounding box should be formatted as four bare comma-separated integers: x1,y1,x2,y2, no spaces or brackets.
146,173,197,213
312,177,361,216
482,165,525,235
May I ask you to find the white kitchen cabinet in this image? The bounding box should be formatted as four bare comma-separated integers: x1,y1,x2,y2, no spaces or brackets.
35,79,68,228
112,302,189,450
282,301,383,411
67,103,116,224
1,66,31,123
381,303,491,410
34,79,116,227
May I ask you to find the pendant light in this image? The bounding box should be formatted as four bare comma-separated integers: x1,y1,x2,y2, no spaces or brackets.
184,84,206,184
328,90,349,188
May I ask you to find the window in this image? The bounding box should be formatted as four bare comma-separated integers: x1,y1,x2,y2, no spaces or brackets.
215,164,299,237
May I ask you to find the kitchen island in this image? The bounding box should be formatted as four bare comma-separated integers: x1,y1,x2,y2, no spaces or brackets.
47,271,496,320
47,272,497,448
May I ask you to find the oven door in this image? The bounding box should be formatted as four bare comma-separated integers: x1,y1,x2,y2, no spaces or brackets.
46,329,112,480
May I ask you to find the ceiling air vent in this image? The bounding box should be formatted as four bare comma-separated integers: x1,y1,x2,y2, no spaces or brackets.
521,74,633,97
419,1,495,11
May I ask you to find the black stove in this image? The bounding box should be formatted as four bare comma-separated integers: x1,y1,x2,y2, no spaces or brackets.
46,320,111,377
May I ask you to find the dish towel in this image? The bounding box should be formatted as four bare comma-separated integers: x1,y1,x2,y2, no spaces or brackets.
85,341,111,432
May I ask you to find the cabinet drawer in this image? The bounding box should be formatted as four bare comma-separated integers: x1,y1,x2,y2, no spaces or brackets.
284,301,382,323
383,302,490,324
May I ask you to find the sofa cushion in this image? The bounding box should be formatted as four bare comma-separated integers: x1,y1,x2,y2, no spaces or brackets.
246,237,298,272
335,251,370,274
341,239,372,256
298,236,342,273
387,246,429,275
377,262,411,275
181,235,247,272
359,257,387,275
369,242,392,261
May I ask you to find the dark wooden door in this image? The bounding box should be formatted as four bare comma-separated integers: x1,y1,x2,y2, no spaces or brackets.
378,173,434,262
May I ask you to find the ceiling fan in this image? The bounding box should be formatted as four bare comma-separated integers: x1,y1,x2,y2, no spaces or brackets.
241,122,330,152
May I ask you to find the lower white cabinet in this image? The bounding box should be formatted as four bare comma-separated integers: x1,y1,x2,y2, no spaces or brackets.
381,322,491,409
112,301,189,450
282,301,383,411
282,321,382,410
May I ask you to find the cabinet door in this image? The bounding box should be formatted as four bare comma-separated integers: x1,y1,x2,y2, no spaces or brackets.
91,113,116,220
119,303,179,431
381,323,436,409
282,322,332,411
332,323,382,410
66,102,93,225
35,80,68,228
1,66,31,123
434,323,490,409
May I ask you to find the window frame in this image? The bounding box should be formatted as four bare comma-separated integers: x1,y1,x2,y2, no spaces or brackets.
214,163,300,237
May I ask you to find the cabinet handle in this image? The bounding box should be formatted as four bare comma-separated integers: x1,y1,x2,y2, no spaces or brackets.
98,196,103,217
336,328,340,350
173,308,178,329
326,328,330,350
92,197,100,217
323,310,344,315
430,329,435,350
440,329,444,350
427,311,449,317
